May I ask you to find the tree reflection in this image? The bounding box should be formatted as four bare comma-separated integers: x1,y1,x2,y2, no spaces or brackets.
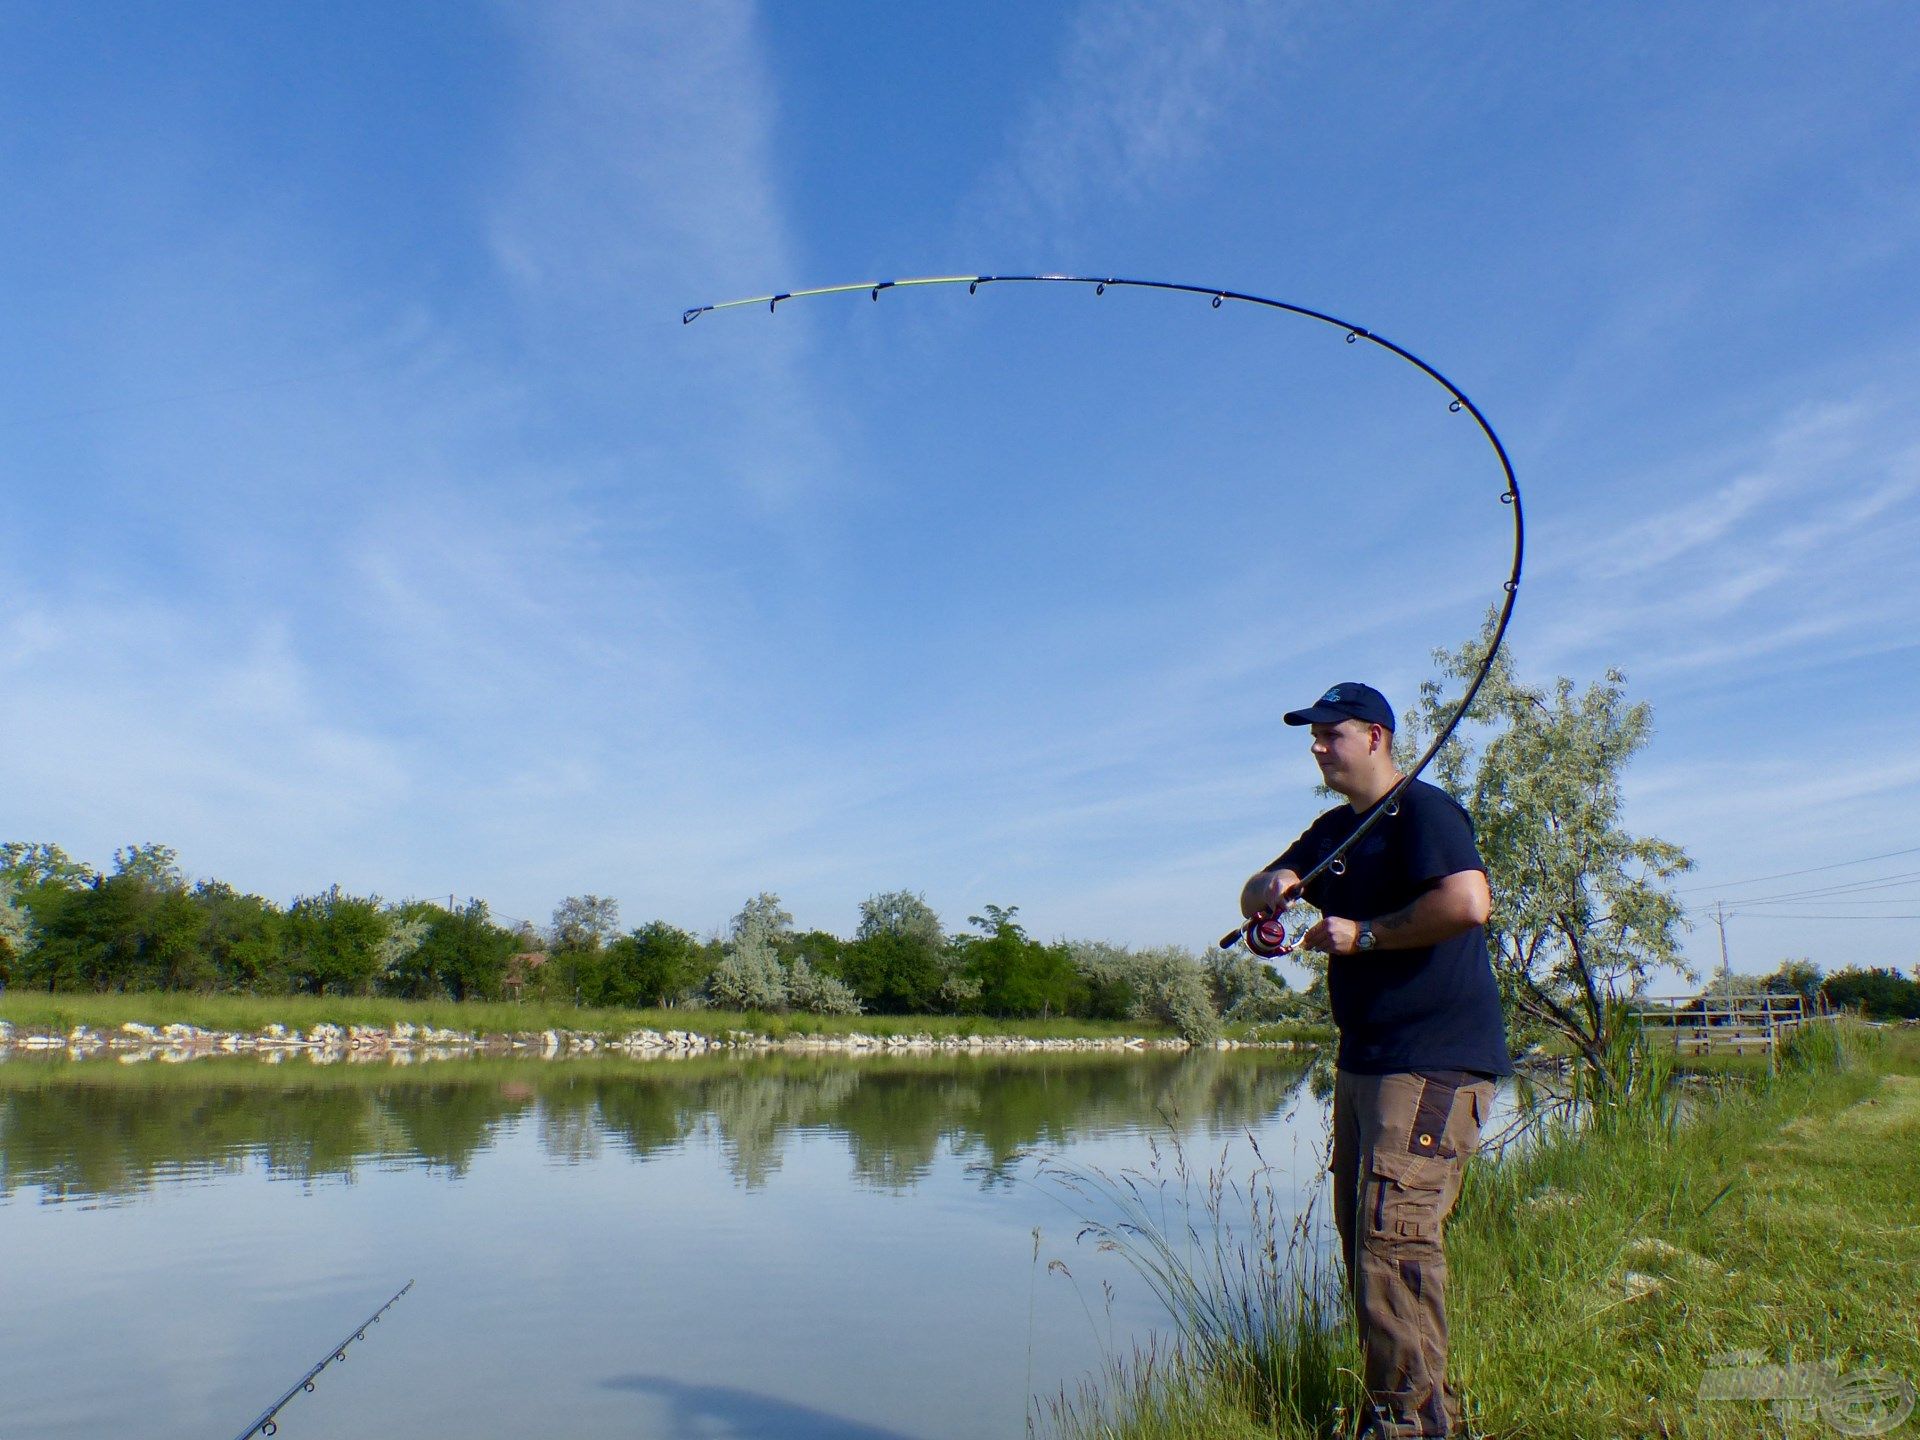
0,1051,1312,1204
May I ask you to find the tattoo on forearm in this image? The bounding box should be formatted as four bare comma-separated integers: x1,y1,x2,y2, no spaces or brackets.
1371,903,1418,938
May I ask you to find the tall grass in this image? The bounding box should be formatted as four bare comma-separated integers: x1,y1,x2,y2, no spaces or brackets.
1038,1129,1361,1439
1039,1022,1910,1439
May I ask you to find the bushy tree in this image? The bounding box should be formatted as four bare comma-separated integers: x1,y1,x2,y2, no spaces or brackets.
391,900,516,1001
551,894,622,952
786,957,863,1016
1822,966,1920,1020
708,893,792,1011
960,906,1081,1019
1703,968,1766,999
599,921,709,1008
1765,958,1824,1005
1407,617,1693,1081
192,881,288,993
0,873,32,981
840,889,948,1012
1068,940,1142,1021
1205,945,1296,1023
14,845,206,992
0,841,96,889
1127,945,1222,1043
3,841,96,991
283,887,389,995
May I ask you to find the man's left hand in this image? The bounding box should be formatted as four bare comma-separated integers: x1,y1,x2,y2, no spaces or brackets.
1300,916,1361,955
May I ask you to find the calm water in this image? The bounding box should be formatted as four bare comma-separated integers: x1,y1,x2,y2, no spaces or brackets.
0,1049,1331,1440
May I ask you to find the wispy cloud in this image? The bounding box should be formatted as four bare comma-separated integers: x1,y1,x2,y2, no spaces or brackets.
965,0,1292,249
1528,387,1920,685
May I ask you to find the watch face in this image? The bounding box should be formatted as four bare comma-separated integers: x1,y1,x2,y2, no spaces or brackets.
1358,926,1375,950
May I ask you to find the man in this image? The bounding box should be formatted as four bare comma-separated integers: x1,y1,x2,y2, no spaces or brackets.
1240,681,1511,1440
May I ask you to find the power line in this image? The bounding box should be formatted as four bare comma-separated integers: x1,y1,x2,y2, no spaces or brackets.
1699,869,1920,908
1675,844,1920,895
1726,911,1920,921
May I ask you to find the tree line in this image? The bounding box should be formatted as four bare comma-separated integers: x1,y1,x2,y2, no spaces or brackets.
1719,957,1920,1022
0,842,1303,1041
7,624,1908,1049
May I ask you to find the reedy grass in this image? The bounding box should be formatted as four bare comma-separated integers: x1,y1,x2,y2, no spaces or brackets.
1037,1124,1363,1440
1044,1022,1919,1440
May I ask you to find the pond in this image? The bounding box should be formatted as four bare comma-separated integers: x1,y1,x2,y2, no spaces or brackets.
0,1049,1332,1440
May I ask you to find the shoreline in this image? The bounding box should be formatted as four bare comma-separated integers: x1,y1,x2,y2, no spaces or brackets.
0,1018,1313,1065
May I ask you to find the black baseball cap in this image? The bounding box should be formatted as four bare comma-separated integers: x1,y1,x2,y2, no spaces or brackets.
1283,682,1396,731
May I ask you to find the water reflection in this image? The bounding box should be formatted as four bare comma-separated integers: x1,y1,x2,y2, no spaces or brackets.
0,1050,1312,1205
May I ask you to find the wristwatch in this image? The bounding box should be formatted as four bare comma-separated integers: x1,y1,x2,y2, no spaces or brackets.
1356,922,1377,952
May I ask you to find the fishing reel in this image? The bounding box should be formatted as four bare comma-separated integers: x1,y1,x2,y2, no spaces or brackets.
1223,905,1300,959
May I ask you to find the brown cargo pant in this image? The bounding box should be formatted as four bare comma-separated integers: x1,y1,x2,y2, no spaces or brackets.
1331,1068,1495,1439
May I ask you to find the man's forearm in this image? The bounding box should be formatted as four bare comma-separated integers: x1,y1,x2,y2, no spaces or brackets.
1367,872,1489,950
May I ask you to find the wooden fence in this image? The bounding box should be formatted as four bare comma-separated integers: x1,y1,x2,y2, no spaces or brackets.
1628,993,1833,1056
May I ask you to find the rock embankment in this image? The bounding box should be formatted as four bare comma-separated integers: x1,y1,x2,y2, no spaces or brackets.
0,1018,1307,1066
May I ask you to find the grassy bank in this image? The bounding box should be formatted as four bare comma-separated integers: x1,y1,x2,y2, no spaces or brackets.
0,989,1192,1042
1057,1022,1920,1439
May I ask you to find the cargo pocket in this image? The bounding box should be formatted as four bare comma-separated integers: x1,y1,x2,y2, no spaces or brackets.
1366,1147,1449,1245
1406,1074,1462,1160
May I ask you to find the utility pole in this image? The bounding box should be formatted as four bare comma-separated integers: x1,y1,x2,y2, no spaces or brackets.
1713,901,1732,980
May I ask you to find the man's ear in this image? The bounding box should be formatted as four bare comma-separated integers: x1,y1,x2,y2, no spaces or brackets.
1369,724,1384,754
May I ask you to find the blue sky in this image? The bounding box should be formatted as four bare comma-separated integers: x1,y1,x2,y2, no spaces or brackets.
3,1,1917,979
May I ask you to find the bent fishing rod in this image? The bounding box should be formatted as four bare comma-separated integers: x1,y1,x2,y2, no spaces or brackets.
230,1279,413,1440
682,273,1523,958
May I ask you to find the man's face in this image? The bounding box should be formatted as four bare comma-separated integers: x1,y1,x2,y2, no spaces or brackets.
1309,719,1379,792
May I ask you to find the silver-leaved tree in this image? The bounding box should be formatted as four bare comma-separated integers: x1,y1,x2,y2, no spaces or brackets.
1407,616,1694,1080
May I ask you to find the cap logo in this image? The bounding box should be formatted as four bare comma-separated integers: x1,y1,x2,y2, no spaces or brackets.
1320,688,1343,704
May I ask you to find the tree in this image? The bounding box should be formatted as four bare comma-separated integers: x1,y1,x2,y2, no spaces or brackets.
1765,958,1824,1006
857,890,943,946
1205,945,1296,1023
12,846,206,992
112,842,184,890
283,887,390,995
786,958,863,1016
960,906,1082,1019
0,873,31,982
0,841,96,890
192,882,288,993
551,894,622,952
1068,940,1141,1021
708,893,792,1011
600,921,708,1008
1822,966,1920,1020
840,890,948,1012
389,900,516,1001
2,842,95,989
1407,616,1693,1082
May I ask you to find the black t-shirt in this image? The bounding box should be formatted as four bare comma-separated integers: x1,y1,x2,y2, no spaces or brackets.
1271,778,1512,1076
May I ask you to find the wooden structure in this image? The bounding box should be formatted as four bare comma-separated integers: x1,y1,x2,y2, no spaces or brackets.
1629,992,1830,1056
502,951,547,1000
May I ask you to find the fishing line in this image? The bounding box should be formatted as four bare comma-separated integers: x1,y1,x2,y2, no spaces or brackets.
682,273,1524,955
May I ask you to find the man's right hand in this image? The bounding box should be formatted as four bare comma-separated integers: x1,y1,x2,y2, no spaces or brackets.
1240,868,1302,920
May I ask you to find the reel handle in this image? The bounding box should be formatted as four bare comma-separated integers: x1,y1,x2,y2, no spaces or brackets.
1220,908,1296,957
1220,878,1304,954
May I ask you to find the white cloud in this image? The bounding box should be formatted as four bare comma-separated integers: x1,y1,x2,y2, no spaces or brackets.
966,0,1292,248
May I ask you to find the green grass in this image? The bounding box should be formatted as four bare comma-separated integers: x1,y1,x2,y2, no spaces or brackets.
0,989,1181,1042
1053,1021,1920,1439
